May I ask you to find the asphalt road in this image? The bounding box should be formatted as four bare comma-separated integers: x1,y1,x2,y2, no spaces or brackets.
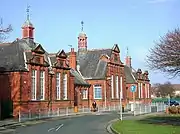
9,111,129,134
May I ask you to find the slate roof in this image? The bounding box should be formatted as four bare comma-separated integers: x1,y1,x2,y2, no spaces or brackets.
124,65,137,84
0,39,52,72
70,69,90,87
0,38,90,86
77,49,112,79
0,39,33,72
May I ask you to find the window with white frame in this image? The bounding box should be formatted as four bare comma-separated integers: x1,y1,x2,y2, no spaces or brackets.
120,76,123,99
138,83,141,98
40,71,45,100
82,89,88,99
145,84,147,98
147,84,150,98
116,75,119,98
56,72,61,100
31,70,37,100
63,73,68,100
141,83,143,98
111,75,114,99
94,85,102,99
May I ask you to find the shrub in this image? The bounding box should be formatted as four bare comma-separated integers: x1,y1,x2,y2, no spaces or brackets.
168,106,178,114
177,106,180,114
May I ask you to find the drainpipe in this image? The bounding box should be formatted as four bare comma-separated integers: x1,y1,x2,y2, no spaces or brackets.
104,80,107,109
19,67,22,111
48,69,55,111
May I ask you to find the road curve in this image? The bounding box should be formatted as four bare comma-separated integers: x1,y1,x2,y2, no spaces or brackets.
14,111,121,134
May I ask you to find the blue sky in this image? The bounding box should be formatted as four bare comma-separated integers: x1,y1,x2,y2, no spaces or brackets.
1,0,180,84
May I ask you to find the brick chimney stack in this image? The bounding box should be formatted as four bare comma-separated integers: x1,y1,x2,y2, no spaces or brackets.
125,56,131,68
69,48,76,70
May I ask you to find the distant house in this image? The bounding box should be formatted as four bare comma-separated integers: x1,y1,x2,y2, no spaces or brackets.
172,84,180,96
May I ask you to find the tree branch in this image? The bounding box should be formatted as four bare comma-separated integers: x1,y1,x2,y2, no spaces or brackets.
146,27,180,78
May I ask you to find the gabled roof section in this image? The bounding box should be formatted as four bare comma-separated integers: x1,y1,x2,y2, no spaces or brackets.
70,69,91,87
77,49,111,79
0,40,29,72
99,54,110,62
56,49,67,58
124,65,136,84
112,44,120,53
32,44,46,54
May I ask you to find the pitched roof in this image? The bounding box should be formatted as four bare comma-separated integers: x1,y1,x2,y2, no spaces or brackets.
0,40,30,72
70,69,90,87
0,38,90,86
77,49,112,79
124,65,136,84
0,39,49,72
0,39,53,72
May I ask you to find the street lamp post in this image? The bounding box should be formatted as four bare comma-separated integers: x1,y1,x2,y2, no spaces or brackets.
168,94,170,106
119,76,123,121
119,91,122,121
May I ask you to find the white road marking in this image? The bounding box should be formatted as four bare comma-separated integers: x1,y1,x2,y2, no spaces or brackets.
55,124,64,131
48,128,55,132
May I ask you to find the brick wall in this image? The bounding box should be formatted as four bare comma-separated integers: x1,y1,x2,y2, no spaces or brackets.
7,64,75,117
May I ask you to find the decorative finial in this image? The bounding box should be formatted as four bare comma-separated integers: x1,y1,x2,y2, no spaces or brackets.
26,4,30,20
81,21,84,32
126,47,129,56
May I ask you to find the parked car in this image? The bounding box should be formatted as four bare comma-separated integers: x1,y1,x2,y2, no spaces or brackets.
164,100,179,106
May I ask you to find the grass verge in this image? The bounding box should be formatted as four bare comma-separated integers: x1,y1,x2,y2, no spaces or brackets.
112,115,180,134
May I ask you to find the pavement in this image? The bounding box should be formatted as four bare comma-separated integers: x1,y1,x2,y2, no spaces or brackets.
0,111,133,134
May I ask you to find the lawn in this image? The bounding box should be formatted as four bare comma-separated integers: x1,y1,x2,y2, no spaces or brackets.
112,115,180,134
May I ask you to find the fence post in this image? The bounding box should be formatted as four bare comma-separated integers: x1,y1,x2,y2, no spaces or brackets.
133,107,136,116
103,104,105,111
139,105,142,115
38,109,41,119
28,110,31,119
114,104,116,111
109,105,111,111
18,110,21,122
57,108,60,116
156,103,159,112
66,107,69,116
48,109,50,117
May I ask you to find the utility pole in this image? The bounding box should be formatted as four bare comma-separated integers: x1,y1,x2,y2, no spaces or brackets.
168,94,170,106
119,76,123,121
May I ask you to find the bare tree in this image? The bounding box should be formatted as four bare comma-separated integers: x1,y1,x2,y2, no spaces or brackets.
154,81,175,97
0,18,13,43
147,28,180,78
